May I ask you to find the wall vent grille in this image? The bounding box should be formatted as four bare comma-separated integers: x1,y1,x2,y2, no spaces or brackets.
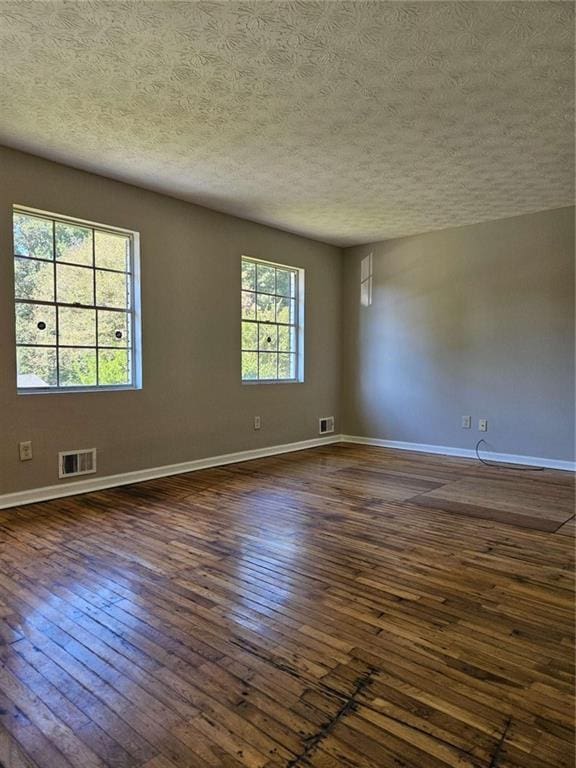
59,448,97,479
319,417,335,435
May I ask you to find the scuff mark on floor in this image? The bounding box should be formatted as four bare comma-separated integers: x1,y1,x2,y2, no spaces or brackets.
286,666,378,767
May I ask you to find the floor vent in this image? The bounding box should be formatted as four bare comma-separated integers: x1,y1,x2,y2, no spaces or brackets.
59,448,97,479
319,416,335,435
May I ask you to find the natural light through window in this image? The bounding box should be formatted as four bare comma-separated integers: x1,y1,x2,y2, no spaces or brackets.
360,252,373,307
241,256,303,383
13,207,141,392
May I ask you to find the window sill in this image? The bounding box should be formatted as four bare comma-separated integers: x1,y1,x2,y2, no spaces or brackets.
241,379,303,385
17,385,140,395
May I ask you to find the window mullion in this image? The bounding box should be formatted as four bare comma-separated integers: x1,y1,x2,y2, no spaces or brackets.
14,253,131,275
15,298,129,313
16,343,127,350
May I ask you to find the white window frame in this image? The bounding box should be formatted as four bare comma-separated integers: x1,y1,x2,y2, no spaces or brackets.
13,205,142,394
241,255,304,384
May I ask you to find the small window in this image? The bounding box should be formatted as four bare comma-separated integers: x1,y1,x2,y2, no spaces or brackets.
241,256,303,383
360,252,373,307
13,207,141,393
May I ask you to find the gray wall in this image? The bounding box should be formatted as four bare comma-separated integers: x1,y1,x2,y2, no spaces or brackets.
342,207,575,462
0,147,342,494
1,145,573,498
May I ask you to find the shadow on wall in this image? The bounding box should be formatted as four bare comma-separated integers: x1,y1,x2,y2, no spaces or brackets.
358,250,469,441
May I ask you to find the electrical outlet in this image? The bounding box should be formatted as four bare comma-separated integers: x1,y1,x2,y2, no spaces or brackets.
19,441,33,461
461,416,471,429
254,416,261,431
479,418,488,432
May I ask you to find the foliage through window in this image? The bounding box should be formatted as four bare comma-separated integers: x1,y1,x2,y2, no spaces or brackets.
241,257,302,382
13,208,140,391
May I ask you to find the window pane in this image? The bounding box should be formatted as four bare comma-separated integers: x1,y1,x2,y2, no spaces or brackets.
95,231,129,272
278,353,296,380
13,210,138,393
275,269,294,297
256,264,275,294
13,213,53,260
242,352,258,381
55,222,93,266
17,347,57,388
259,353,277,380
58,348,97,387
241,260,256,291
98,349,130,386
278,326,295,352
241,321,257,350
241,291,256,320
96,270,129,309
57,263,94,305
258,324,278,351
276,296,295,325
256,293,275,322
59,307,96,346
15,303,56,345
15,258,55,302
98,310,130,348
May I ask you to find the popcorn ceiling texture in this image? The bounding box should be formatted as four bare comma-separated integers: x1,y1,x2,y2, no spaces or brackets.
0,1,573,245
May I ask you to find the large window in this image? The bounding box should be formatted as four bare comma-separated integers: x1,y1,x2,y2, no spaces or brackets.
13,207,141,392
241,256,303,382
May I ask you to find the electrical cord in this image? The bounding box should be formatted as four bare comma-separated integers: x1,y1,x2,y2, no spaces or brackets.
475,439,545,472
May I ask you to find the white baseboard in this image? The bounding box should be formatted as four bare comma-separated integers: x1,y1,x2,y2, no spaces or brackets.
0,435,342,511
341,435,576,472
3,432,572,510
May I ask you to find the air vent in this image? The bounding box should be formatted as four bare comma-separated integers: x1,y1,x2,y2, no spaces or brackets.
319,416,335,435
58,448,97,479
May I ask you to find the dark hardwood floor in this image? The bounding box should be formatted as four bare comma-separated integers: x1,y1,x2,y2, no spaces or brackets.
0,444,573,768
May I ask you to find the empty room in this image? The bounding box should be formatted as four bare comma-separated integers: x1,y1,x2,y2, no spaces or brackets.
0,1,574,767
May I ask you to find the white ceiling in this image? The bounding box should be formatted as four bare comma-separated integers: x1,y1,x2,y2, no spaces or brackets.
0,1,573,246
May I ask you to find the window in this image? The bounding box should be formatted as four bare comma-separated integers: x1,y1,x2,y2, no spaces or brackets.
360,252,373,307
13,207,141,392
241,256,303,382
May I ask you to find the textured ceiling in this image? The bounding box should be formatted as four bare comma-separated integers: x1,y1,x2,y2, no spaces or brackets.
0,1,573,246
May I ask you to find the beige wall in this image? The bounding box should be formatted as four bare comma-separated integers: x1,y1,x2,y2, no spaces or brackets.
0,146,342,494
342,206,575,462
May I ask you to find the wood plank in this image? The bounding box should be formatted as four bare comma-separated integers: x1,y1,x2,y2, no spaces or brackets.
0,444,572,768
411,475,574,531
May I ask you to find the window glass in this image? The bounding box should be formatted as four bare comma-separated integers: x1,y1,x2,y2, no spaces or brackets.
241,257,302,382
13,208,139,391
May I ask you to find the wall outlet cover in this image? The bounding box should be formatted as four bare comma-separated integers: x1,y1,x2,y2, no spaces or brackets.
19,441,33,461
